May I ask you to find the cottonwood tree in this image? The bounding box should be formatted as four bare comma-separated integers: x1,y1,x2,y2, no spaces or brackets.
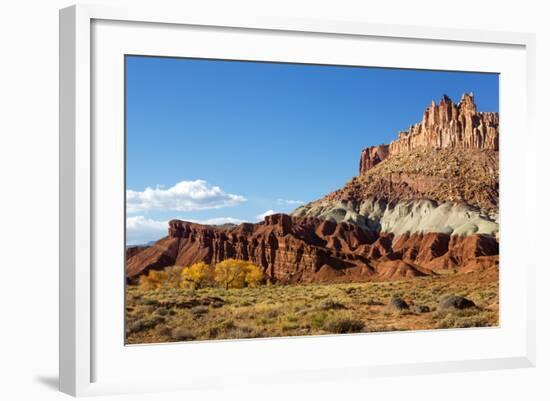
245,264,263,288
180,262,213,289
214,259,264,289
138,269,169,290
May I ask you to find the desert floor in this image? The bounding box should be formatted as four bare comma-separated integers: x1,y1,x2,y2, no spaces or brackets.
125,269,498,344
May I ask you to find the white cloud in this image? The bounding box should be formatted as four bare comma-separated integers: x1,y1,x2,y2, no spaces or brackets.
188,217,244,226
126,215,169,245
126,180,247,213
255,209,278,221
126,215,245,245
277,199,304,205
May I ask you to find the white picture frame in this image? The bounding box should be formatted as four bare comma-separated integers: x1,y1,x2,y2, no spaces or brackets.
59,4,536,397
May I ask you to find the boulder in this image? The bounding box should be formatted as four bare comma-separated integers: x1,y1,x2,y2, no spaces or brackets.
438,295,476,311
386,297,409,311
414,305,431,313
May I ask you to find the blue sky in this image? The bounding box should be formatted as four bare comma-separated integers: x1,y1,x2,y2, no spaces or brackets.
125,56,499,244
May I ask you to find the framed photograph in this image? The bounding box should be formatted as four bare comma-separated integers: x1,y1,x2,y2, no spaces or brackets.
59,4,536,396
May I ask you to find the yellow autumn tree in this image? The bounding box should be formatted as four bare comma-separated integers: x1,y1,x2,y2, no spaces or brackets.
138,269,169,291
180,262,214,289
214,259,264,289
245,264,264,288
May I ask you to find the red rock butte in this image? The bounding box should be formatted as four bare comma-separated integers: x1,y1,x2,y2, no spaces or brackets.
127,214,498,284
359,93,499,175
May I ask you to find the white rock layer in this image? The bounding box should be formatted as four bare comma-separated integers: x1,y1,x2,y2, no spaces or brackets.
292,198,498,237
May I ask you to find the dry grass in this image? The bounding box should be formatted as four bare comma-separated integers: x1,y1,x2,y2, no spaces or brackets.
125,270,498,344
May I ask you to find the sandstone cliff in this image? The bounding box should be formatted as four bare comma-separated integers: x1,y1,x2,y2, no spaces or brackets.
127,214,498,283
359,145,389,175
359,93,499,175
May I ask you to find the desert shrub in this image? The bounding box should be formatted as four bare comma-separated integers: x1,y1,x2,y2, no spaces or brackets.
159,326,173,337
164,266,183,288
171,327,196,341
224,325,256,339
127,316,165,334
205,319,247,339
436,312,491,329
286,314,298,323
257,317,273,326
214,259,264,289
190,305,209,317
310,311,328,329
181,262,214,289
363,298,384,306
208,320,236,338
317,299,346,310
142,298,160,306
282,322,299,332
154,307,169,316
323,315,365,334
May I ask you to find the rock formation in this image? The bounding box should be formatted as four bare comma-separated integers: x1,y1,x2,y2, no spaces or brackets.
127,93,499,284
359,93,498,174
359,145,389,175
127,214,498,284
293,197,498,237
295,94,499,234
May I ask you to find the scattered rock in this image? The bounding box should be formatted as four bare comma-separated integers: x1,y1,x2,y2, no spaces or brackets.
438,295,476,311
386,297,409,311
414,305,430,313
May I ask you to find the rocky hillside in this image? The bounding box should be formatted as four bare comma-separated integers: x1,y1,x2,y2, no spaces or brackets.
294,94,499,238
127,214,498,283
127,93,499,283
294,147,499,237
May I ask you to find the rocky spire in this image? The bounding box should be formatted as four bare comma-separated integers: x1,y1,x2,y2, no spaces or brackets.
359,145,389,175
359,93,499,175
